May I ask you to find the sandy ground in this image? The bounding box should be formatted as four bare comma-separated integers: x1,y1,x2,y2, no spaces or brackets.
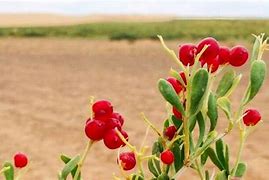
0,38,268,179
0,14,173,27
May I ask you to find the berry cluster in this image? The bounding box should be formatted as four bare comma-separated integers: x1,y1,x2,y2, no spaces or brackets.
178,37,249,73
85,100,128,149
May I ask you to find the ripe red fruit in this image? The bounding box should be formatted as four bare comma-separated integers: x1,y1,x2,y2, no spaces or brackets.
161,150,174,165
197,37,219,60
178,44,197,66
14,152,28,168
118,152,136,170
206,56,220,73
179,71,187,85
229,46,249,67
173,107,182,120
103,129,128,149
85,119,106,141
92,100,113,119
164,126,177,140
243,109,261,126
166,77,183,94
111,112,124,125
219,46,230,65
106,118,122,131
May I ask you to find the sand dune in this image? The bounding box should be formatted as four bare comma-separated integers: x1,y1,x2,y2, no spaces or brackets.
0,38,268,179
0,13,174,27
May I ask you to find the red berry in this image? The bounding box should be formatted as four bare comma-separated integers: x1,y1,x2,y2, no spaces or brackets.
92,100,113,119
243,109,261,126
85,119,106,141
161,150,174,165
173,107,182,120
219,46,230,65
206,56,220,73
106,118,122,131
179,71,187,85
178,44,197,66
166,77,183,94
103,129,128,149
229,46,249,67
118,152,136,170
14,152,28,168
164,126,177,140
197,37,219,60
111,112,124,125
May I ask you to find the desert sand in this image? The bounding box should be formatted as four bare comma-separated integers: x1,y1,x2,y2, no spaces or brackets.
0,38,268,179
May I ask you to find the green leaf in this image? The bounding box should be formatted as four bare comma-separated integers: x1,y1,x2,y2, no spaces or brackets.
207,93,218,131
225,145,230,173
158,79,185,116
216,70,235,97
3,162,14,180
60,154,80,179
216,139,228,171
190,69,209,115
171,143,184,172
164,119,170,128
170,68,186,86
217,97,231,120
148,158,161,177
195,112,205,149
215,170,228,180
196,131,218,156
201,150,208,165
233,162,247,177
245,60,266,104
250,36,260,62
171,115,183,129
206,147,224,170
152,141,163,155
60,155,80,180
189,115,197,132
131,174,144,180
157,173,169,180
224,74,242,98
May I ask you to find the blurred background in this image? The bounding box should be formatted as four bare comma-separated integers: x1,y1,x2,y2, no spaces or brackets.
0,0,268,179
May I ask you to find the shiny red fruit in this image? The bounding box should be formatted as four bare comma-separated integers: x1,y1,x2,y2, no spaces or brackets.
161,150,174,165
103,129,128,149
164,126,177,140
178,44,197,66
219,46,230,65
85,119,106,141
166,77,183,94
14,152,28,168
111,112,124,125
92,100,113,119
243,109,261,126
118,152,136,171
206,56,220,73
106,118,122,131
173,107,182,120
197,37,219,60
229,46,249,67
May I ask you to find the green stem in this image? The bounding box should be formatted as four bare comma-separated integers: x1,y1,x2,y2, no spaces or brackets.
183,67,191,165
195,159,204,180
74,140,94,180
0,166,10,174
232,130,246,177
157,35,186,71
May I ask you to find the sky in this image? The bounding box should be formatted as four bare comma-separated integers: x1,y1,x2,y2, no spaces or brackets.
0,0,269,18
